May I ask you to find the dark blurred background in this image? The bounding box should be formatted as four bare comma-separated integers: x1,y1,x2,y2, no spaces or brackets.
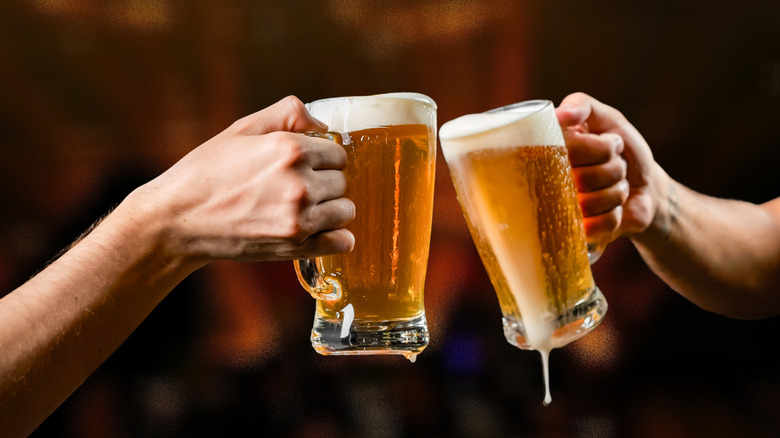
2,0,780,437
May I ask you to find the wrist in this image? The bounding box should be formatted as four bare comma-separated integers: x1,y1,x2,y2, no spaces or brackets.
630,163,675,245
98,188,210,283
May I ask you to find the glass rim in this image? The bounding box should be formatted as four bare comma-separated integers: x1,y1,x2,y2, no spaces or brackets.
306,92,437,110
483,99,552,115
439,99,554,142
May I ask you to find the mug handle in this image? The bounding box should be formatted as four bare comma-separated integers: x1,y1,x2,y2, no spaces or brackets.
587,239,607,264
293,131,347,301
294,258,342,301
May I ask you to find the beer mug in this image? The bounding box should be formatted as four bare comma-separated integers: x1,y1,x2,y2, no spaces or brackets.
295,93,437,361
439,100,608,355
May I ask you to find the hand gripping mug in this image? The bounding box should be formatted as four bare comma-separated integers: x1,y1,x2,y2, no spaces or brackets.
295,93,437,361
439,100,608,403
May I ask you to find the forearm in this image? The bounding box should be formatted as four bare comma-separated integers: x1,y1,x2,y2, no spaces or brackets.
631,171,780,318
0,193,204,437
0,96,355,437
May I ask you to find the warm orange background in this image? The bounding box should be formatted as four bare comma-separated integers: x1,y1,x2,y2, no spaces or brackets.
2,1,780,437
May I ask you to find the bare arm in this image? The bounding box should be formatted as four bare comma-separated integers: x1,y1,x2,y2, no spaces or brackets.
556,92,780,318
0,96,355,437
0,202,199,438
632,174,780,318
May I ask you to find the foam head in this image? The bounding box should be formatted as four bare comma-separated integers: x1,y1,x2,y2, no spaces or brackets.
438,100,564,161
306,92,437,132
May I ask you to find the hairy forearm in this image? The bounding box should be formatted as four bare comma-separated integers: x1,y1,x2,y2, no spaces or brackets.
631,174,780,318
0,194,204,437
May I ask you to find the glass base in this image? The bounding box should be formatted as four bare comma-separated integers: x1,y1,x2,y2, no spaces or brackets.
311,314,428,359
502,287,607,350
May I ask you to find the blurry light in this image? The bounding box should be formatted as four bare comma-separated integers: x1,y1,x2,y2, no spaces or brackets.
443,332,484,374
29,0,83,17
450,394,502,437
29,0,176,33
201,261,282,371
326,0,518,60
573,414,617,438
59,23,96,53
345,384,403,438
137,376,188,430
567,318,621,372
108,0,175,33
421,236,477,352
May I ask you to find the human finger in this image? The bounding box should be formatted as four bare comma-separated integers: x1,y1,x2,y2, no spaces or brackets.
582,206,622,242
302,197,356,236
301,136,348,170
303,169,347,204
566,132,624,167
249,227,355,262
577,179,630,217
571,156,628,193
299,228,356,258
556,92,627,134
232,96,328,135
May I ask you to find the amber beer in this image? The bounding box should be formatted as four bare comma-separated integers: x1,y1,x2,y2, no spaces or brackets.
439,100,607,354
319,124,433,320
295,93,437,359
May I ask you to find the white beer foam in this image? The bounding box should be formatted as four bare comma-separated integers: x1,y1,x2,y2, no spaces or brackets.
307,92,437,132
439,100,564,160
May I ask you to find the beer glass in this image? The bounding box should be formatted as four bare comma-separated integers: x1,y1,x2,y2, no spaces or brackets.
295,93,437,360
439,100,607,400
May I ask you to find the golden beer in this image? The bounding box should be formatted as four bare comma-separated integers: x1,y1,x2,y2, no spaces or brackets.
440,100,607,404
295,93,437,358
318,124,434,320
447,144,597,346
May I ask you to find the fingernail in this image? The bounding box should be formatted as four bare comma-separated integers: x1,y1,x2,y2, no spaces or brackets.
607,133,624,151
345,231,355,253
619,179,630,198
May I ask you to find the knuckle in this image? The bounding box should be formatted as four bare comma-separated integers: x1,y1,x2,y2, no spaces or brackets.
602,159,625,183
278,95,308,121
606,208,623,231
276,208,305,239
285,178,309,204
609,133,625,154
618,180,631,202
597,210,621,233
281,139,306,165
606,185,625,206
280,95,306,112
593,138,614,160
266,132,306,165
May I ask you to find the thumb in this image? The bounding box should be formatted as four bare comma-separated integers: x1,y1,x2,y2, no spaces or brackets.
556,92,626,134
234,96,328,135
